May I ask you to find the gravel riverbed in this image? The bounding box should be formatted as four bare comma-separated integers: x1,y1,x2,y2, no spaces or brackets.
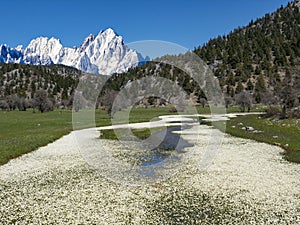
0,115,299,224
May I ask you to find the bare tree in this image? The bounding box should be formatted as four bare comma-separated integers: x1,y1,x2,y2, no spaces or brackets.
199,98,207,108
60,99,70,109
100,90,118,117
27,99,35,110
279,70,299,118
72,91,87,112
16,97,29,111
33,89,53,113
224,95,233,109
235,91,252,112
261,91,279,107
0,100,9,111
7,95,18,111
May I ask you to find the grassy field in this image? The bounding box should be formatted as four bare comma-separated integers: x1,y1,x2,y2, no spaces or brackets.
0,110,71,165
0,109,112,165
100,128,152,140
0,105,298,166
0,106,177,165
221,114,300,163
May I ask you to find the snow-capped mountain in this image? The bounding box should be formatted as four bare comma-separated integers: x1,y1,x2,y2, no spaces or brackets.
0,28,145,75
0,45,23,64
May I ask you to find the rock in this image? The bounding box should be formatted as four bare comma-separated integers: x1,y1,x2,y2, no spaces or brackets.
253,130,263,133
242,126,255,131
247,126,255,131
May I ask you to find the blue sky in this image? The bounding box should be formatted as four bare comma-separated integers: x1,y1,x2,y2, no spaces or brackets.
0,0,291,50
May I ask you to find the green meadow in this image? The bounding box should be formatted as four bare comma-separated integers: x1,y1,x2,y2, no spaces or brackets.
0,105,299,165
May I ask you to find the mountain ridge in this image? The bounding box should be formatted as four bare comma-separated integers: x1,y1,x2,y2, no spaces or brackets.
0,28,144,75
193,0,300,102
1,1,299,117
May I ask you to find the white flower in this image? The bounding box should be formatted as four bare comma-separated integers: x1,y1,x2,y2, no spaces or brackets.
0,114,299,224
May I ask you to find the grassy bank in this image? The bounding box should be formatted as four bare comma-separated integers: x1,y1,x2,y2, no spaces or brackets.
0,106,177,165
0,109,112,165
222,114,300,163
1,104,297,166
0,110,71,165
100,128,153,140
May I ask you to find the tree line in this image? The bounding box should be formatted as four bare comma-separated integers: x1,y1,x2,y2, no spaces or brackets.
0,2,299,118
0,63,79,112
193,1,300,118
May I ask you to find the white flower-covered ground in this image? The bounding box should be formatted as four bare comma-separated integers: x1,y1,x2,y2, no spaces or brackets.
0,115,299,224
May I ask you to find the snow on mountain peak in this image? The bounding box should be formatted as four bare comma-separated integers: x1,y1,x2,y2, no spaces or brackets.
79,34,95,53
100,28,116,37
0,44,23,64
24,37,64,65
15,45,23,52
0,28,145,75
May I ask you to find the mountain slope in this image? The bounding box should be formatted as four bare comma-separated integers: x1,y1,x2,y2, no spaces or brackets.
1,1,299,113
0,63,80,101
0,28,144,75
97,1,300,112
194,0,300,101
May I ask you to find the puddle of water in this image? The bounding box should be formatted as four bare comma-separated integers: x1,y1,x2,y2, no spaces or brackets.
139,125,194,167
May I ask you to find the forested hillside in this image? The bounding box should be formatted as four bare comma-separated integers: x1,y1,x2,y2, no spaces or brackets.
99,1,300,117
0,64,80,111
0,1,299,118
194,1,300,102
102,0,300,117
